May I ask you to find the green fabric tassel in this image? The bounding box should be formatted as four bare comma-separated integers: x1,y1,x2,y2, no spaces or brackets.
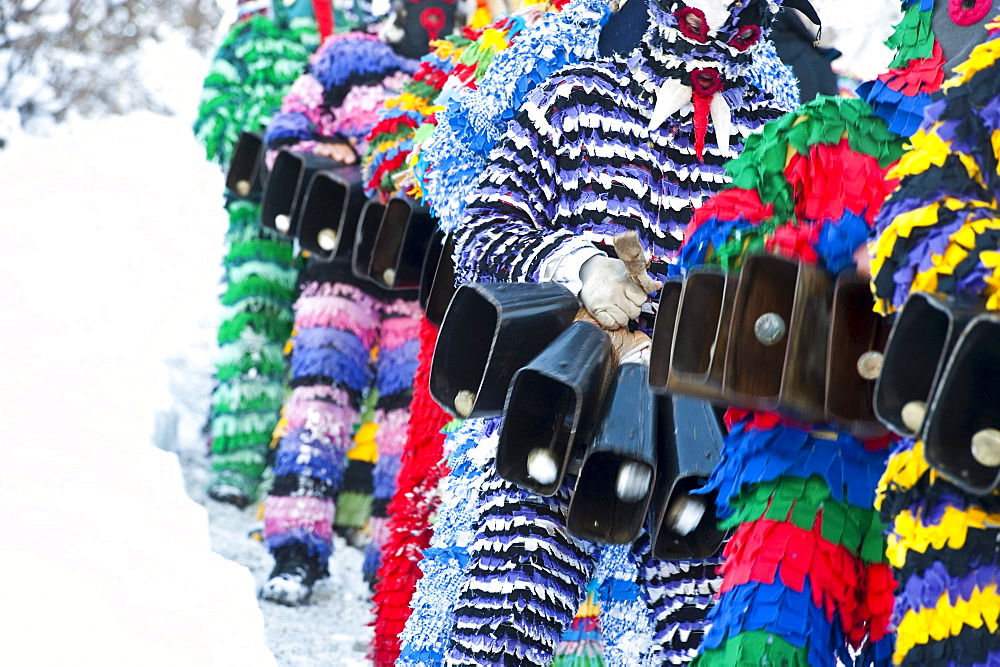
694,631,809,666
193,14,318,167
721,475,888,564
886,2,935,69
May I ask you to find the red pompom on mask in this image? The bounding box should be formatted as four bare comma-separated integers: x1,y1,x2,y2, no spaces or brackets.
948,0,992,26
676,6,710,42
728,24,761,51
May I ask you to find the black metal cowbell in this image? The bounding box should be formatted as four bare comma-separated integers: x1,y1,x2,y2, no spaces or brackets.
367,197,437,290
648,395,726,560
296,164,366,262
429,281,580,419
874,291,982,438
419,230,457,327
824,271,891,437
665,267,737,404
352,200,387,281
226,131,265,199
724,254,832,421
567,363,658,545
496,321,616,496
922,312,1000,495
261,151,342,235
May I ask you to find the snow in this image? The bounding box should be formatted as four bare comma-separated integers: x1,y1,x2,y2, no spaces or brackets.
0,33,372,667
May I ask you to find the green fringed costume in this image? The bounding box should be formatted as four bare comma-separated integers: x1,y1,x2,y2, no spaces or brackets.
193,1,318,506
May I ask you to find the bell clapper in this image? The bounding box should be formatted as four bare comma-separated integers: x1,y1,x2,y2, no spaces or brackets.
971,428,1000,467
527,448,558,485
383,268,396,287
754,312,786,345
856,351,883,380
616,461,651,502
275,214,291,233
666,495,706,536
900,400,927,433
454,390,476,418
317,228,338,251
235,180,251,197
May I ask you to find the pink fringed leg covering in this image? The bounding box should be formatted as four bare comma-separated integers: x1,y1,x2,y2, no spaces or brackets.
363,296,422,581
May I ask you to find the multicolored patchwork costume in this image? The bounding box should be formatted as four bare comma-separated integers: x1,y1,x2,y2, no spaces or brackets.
871,15,1000,666
257,31,426,605
400,1,800,664
677,0,996,664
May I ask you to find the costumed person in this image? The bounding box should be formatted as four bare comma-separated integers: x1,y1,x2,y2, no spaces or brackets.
399,0,802,664
258,0,462,605
359,11,530,664
870,13,1000,666
193,0,321,508
674,0,997,664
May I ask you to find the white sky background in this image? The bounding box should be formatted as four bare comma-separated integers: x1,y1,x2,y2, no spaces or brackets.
0,1,903,663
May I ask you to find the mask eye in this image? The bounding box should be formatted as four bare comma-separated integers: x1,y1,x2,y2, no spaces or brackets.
948,0,992,25
728,24,760,51
676,6,710,42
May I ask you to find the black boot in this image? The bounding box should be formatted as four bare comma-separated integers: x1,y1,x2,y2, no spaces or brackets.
259,543,324,606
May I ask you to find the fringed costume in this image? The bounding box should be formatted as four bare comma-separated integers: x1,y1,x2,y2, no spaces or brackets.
677,0,997,664
257,31,427,605
399,1,799,664
193,0,320,506
871,16,1000,666
362,7,586,663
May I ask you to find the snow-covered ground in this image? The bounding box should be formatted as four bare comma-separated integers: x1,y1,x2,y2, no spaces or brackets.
0,36,372,666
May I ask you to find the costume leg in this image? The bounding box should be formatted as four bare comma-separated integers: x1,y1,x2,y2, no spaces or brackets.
260,264,381,605
635,535,721,665
208,199,297,505
364,294,422,581
445,472,602,666
397,417,500,666
693,414,895,666
877,437,1000,666
370,317,453,667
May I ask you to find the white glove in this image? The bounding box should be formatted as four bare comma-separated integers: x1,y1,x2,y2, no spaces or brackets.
579,255,661,330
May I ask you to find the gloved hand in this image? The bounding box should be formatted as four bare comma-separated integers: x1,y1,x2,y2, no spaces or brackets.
579,255,661,330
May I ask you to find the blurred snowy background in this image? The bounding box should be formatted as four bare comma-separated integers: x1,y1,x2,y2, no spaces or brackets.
0,0,904,665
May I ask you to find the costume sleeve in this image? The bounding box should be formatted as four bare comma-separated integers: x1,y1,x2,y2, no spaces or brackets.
452,75,606,289
870,36,1000,315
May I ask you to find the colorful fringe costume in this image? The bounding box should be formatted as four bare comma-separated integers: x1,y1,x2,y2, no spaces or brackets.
677,0,998,664
871,16,1000,666
398,1,800,665
193,1,319,506
361,17,510,663
258,32,426,604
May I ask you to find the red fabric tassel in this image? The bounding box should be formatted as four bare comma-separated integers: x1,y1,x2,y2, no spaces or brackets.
876,42,946,96
783,139,898,226
368,318,454,667
311,0,334,40
719,518,895,647
692,93,712,162
687,188,773,237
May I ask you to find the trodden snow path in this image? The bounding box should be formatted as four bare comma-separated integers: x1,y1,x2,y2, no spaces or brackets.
0,110,371,665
